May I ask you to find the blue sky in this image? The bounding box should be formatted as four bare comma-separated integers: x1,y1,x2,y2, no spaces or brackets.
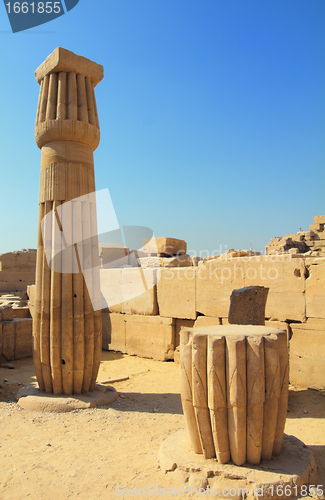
0,0,324,256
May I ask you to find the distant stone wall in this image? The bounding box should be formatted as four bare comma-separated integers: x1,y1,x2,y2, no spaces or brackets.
101,254,325,390
0,250,36,293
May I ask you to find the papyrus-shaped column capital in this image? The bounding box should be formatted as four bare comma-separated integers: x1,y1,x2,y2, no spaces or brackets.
35,47,103,151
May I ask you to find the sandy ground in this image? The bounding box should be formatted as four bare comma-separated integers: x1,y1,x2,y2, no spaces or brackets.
0,351,324,500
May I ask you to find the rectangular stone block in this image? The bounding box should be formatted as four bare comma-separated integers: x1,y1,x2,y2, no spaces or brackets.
1,306,14,322
194,316,221,328
196,260,246,318
122,268,158,315
103,312,126,353
290,326,325,389
196,256,306,322
138,254,193,268
100,268,124,313
175,319,195,348
314,215,325,225
125,315,175,361
13,306,31,319
305,258,325,318
99,245,129,269
2,321,15,361
27,284,36,319
0,323,2,357
15,318,33,359
143,237,187,256
157,267,196,319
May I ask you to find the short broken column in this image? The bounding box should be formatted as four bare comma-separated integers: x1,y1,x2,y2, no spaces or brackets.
180,325,289,466
33,48,103,395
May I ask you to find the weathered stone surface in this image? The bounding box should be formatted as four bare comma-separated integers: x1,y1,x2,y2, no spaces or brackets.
175,319,195,348
2,321,15,361
15,318,33,359
305,258,325,318
0,251,36,293
143,237,187,256
158,430,318,500
103,311,126,353
35,47,104,87
122,268,158,315
27,284,36,319
125,314,175,361
138,254,193,268
12,306,31,319
290,320,325,389
194,316,221,328
158,267,196,320
196,257,306,322
196,260,246,318
33,48,103,395
100,268,158,315
99,245,129,269
17,384,118,412
228,286,269,326
100,269,124,313
180,325,288,466
1,305,14,322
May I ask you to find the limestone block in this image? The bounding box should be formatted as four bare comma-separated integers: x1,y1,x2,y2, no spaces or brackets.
125,315,175,361
314,215,325,225
290,324,325,389
138,254,193,268
309,223,324,232
99,245,129,268
0,323,2,357
35,47,104,87
196,260,246,318
122,268,158,315
2,321,15,360
157,268,196,320
194,316,221,328
1,306,14,322
104,312,126,353
13,306,31,319
15,318,33,359
196,257,306,322
27,284,36,319
100,269,124,313
265,320,291,340
228,286,269,326
305,259,325,318
101,309,110,350
143,237,187,256
175,319,195,348
174,345,180,364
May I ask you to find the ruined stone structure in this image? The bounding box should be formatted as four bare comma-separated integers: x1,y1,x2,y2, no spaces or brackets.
180,325,289,466
33,48,103,395
0,250,36,293
267,215,325,256
0,300,32,362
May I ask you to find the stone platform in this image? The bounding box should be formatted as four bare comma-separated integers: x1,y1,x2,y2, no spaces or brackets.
159,429,318,500
16,383,118,412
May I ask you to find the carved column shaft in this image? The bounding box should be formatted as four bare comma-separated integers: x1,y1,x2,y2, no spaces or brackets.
33,48,103,395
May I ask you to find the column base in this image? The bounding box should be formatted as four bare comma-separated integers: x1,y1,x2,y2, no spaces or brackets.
16,383,118,412
158,429,318,500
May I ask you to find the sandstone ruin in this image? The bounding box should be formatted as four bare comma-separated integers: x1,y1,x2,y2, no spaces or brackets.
33,48,103,395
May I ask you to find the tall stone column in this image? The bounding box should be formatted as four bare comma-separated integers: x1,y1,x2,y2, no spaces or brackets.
33,48,103,395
